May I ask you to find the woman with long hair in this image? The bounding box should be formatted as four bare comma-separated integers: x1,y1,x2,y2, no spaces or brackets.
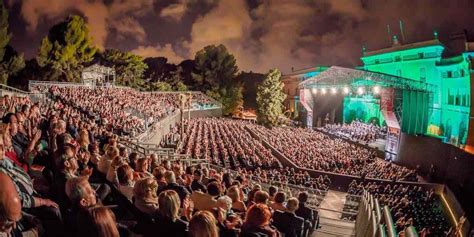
189,211,219,237
76,206,120,237
133,177,159,215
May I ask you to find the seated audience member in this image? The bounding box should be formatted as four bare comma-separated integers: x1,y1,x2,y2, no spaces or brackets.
254,190,270,205
227,185,246,213
214,196,240,237
189,211,219,237
133,177,159,216
76,206,120,237
150,190,190,237
152,166,167,189
272,198,305,237
241,204,280,237
268,186,278,202
116,164,135,200
160,171,190,204
191,169,207,193
63,176,98,233
135,157,153,179
296,192,318,235
269,192,287,212
0,172,42,237
65,177,97,211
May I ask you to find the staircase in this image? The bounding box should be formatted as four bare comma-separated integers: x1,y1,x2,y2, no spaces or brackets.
313,191,356,237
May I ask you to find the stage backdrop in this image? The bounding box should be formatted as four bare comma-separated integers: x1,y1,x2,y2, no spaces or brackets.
312,93,344,127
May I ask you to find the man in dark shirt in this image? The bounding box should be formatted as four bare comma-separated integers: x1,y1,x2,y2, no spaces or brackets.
190,169,207,193
295,192,319,236
159,171,190,204
272,198,305,237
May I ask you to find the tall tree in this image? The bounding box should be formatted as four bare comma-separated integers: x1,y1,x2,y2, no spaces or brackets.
256,69,286,126
102,49,148,88
192,44,242,115
0,2,24,84
37,15,96,82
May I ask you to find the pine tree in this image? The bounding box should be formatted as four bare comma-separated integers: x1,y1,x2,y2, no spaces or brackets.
192,44,242,115
102,49,148,88
256,68,286,126
0,2,24,84
37,15,96,82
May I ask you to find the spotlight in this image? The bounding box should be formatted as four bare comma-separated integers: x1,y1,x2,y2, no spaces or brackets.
357,87,364,95
312,88,317,94
343,87,350,94
331,87,337,94
373,86,381,94
321,88,327,94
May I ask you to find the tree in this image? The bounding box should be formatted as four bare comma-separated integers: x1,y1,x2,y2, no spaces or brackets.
102,49,148,88
0,2,24,84
192,44,241,115
256,69,286,126
149,81,172,91
37,15,96,82
174,81,188,91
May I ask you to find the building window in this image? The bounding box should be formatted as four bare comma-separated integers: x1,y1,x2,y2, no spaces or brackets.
448,89,454,105
394,56,401,62
447,71,452,78
420,68,426,81
396,69,402,77
461,69,465,77
418,53,424,59
455,90,461,106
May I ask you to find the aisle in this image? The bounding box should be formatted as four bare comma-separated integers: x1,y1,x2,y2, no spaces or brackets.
312,190,356,237
318,190,347,219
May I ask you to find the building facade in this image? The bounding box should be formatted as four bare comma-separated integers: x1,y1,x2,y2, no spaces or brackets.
283,32,473,150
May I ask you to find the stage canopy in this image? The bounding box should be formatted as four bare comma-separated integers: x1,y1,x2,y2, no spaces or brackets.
298,66,435,92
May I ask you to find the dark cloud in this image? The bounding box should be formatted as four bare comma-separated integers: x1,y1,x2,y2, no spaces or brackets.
6,0,474,73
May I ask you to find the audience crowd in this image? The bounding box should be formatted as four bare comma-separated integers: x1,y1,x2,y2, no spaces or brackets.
31,85,218,137
322,120,386,143
347,180,450,236
0,85,453,237
248,124,416,181
0,94,323,237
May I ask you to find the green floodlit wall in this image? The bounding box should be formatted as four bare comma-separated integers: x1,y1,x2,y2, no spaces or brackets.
343,95,385,126
360,44,471,146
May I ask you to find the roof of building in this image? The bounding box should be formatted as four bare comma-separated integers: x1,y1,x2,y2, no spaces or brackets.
283,66,330,77
363,39,444,57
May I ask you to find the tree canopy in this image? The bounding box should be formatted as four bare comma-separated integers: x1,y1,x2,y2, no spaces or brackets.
0,2,24,84
102,49,148,88
37,15,96,82
256,68,286,126
192,44,242,115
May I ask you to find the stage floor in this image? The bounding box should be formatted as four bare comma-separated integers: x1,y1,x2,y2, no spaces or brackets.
366,138,386,152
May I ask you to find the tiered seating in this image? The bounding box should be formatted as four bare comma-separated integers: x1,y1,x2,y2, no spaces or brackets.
347,181,450,235
248,124,416,181
178,118,280,169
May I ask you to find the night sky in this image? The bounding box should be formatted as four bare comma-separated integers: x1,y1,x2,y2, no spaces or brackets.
5,0,474,73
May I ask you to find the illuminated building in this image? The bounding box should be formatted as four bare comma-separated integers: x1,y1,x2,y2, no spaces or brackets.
283,31,474,150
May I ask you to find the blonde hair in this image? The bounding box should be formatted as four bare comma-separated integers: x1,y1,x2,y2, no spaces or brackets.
133,177,158,200
158,190,180,221
189,211,219,237
106,147,120,161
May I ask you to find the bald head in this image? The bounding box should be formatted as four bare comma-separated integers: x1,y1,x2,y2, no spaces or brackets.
0,172,22,233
